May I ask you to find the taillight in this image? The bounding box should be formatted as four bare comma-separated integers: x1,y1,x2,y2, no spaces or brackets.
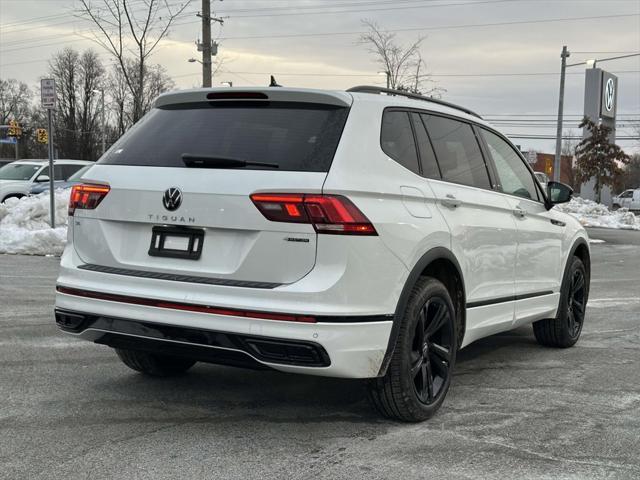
250,193,377,235
68,184,110,216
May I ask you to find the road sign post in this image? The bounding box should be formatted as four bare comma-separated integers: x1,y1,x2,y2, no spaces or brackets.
41,79,57,228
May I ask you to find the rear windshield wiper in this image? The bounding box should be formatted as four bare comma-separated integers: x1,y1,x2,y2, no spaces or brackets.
181,153,279,169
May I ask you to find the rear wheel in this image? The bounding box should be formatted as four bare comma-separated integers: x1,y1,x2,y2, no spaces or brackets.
533,256,587,348
368,277,457,422
115,348,196,377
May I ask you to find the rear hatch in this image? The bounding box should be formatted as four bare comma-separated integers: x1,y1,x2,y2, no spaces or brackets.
72,89,351,285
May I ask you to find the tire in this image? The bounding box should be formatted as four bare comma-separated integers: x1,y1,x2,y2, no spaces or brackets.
368,277,458,422
115,348,196,377
533,256,588,348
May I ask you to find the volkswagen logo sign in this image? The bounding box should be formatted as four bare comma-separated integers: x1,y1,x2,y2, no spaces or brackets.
162,187,183,211
604,78,615,112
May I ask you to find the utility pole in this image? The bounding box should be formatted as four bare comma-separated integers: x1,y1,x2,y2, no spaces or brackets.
201,0,212,88
553,46,570,183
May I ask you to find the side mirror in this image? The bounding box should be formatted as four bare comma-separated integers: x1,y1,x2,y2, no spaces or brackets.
547,181,573,206
35,175,50,183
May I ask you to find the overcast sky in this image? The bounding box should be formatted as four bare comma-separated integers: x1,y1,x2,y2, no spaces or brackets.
1,0,639,153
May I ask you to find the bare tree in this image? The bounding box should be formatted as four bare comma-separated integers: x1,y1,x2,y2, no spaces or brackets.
0,78,33,159
0,78,31,126
49,48,105,159
360,20,444,97
107,59,174,136
78,0,190,123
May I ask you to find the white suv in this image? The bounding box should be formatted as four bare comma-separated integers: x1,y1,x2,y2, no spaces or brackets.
0,159,92,202
55,87,590,422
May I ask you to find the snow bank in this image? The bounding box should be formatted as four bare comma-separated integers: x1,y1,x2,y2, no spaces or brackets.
0,190,70,255
556,196,640,231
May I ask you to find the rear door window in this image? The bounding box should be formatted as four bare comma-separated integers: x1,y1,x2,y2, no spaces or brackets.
380,110,420,174
99,102,349,172
39,165,65,181
422,115,491,189
61,164,85,180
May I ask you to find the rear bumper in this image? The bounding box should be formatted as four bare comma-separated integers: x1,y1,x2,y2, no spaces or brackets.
55,293,393,378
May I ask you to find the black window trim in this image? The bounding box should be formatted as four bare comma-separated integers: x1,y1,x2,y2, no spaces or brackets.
383,106,498,191
476,125,548,206
380,105,553,203
409,112,443,180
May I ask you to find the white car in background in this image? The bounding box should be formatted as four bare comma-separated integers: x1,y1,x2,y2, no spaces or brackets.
0,159,92,203
612,189,640,212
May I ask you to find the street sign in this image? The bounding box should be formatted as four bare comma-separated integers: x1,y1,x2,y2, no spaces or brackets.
41,78,56,109
0,137,17,144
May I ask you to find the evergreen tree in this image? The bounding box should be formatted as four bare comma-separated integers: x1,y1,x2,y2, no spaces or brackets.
575,117,629,203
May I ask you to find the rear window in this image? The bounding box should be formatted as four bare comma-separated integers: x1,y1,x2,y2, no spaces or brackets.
99,102,349,172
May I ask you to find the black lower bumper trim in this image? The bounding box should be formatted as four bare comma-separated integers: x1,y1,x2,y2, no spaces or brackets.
55,309,331,368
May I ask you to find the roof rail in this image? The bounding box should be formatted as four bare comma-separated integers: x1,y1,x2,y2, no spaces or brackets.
346,85,482,119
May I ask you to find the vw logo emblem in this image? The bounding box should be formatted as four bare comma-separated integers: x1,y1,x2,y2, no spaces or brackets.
162,187,182,211
604,78,615,112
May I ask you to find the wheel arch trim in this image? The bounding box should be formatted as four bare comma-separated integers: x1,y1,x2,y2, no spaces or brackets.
377,246,465,377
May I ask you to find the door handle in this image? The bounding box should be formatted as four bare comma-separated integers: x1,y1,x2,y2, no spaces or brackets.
441,194,461,209
512,208,527,218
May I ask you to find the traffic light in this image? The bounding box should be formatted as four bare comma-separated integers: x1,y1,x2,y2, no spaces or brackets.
36,128,48,144
7,120,18,137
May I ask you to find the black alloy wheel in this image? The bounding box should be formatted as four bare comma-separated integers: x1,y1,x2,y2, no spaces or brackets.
368,277,458,422
567,268,586,338
410,298,454,405
533,256,588,348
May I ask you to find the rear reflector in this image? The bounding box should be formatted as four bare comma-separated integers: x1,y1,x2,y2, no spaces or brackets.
69,184,110,216
250,193,377,235
56,286,317,323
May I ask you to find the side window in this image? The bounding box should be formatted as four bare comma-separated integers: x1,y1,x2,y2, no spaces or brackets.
621,190,633,198
381,110,420,174
422,115,491,189
481,129,539,201
410,113,440,179
40,165,65,181
61,164,83,180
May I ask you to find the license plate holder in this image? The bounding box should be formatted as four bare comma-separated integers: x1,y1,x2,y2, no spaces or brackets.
148,226,205,260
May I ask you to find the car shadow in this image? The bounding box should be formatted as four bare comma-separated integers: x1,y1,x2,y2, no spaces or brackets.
90,325,540,423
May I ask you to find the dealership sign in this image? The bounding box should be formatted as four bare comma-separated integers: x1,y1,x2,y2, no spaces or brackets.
600,72,617,119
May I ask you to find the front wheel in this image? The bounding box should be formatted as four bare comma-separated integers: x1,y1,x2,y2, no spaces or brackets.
115,348,196,377
368,277,457,422
533,256,588,348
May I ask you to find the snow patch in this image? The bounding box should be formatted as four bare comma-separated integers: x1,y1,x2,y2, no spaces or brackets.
588,239,605,244
0,190,70,255
556,197,640,231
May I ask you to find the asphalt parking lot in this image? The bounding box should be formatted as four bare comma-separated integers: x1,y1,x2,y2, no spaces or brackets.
1,228,639,479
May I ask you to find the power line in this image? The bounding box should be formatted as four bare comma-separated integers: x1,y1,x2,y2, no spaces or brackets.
2,12,639,54
209,13,640,41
